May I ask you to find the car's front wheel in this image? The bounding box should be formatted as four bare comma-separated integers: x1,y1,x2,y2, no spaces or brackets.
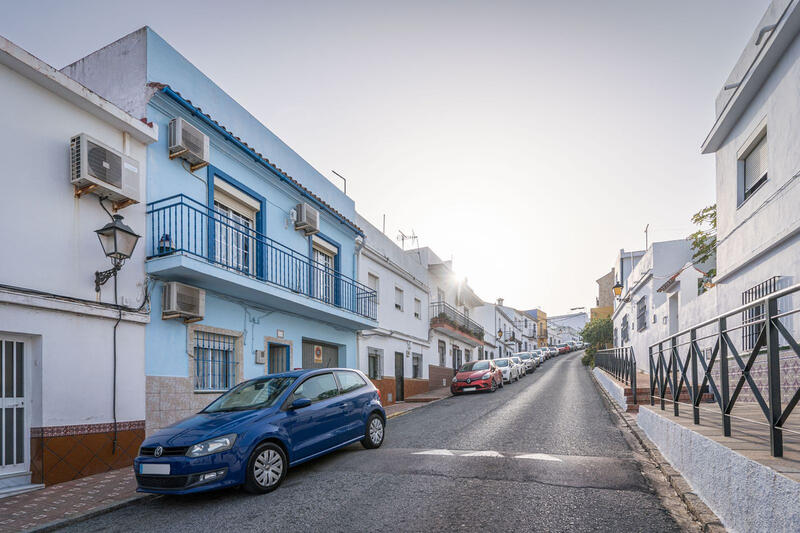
361,413,385,449
489,379,497,393
244,442,287,494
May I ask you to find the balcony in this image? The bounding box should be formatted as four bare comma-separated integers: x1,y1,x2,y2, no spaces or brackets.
146,195,376,329
429,301,484,345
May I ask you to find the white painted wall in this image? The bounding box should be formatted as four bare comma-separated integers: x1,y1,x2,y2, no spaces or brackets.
0,49,153,427
356,215,431,378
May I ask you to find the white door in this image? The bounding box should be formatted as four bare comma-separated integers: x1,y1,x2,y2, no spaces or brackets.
0,337,28,476
313,247,334,303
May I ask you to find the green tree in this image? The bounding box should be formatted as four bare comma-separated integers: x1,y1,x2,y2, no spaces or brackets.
580,317,613,365
688,204,716,267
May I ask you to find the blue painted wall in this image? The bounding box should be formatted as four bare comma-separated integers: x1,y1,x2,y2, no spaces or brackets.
141,29,362,380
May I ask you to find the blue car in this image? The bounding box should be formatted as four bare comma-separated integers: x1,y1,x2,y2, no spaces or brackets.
134,368,386,495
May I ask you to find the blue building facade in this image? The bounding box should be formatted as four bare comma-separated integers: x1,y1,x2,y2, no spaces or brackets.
64,28,376,433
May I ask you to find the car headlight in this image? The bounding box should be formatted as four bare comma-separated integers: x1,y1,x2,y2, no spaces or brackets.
186,434,237,458
481,372,492,380
452,376,458,383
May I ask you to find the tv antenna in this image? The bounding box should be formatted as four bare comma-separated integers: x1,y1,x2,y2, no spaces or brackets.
397,229,418,250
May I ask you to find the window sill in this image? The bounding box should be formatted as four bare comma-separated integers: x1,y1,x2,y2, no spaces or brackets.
737,176,768,210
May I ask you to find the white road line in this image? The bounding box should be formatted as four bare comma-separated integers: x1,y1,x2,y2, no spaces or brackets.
514,453,562,462
413,449,455,456
461,450,504,457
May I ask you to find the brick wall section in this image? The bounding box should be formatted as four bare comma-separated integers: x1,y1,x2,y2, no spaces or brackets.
146,376,222,435
370,377,434,405
428,365,455,390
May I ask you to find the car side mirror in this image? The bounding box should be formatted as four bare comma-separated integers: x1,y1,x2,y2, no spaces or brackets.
290,398,312,410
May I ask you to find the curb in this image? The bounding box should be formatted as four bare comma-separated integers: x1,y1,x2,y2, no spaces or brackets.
589,370,726,533
386,393,451,419
26,493,158,532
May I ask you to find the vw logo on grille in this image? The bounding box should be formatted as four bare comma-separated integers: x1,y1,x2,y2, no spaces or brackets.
466,378,471,384
154,446,163,458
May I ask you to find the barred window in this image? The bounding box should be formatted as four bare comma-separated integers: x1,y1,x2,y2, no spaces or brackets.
742,277,780,350
194,331,238,391
412,353,422,378
636,297,647,331
621,315,630,343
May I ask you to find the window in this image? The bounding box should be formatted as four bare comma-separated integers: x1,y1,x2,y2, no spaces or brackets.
414,298,421,319
465,349,471,362
636,297,647,331
291,373,339,403
438,340,446,367
214,202,255,275
395,287,404,311
367,347,383,379
437,288,445,303
412,353,422,378
742,277,780,350
194,331,238,391
740,129,768,204
621,315,630,343
335,370,367,393
367,273,380,304
312,237,337,304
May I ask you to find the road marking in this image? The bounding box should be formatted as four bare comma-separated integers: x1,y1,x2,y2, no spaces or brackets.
461,450,503,457
515,453,562,462
413,449,455,456
412,449,562,462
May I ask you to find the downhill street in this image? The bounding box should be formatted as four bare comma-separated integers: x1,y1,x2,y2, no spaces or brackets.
65,352,682,532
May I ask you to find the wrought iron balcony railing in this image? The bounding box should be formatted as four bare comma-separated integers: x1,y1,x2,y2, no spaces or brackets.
146,195,376,320
649,281,800,457
429,301,484,341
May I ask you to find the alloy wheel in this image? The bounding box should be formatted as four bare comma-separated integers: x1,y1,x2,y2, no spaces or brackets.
369,417,384,445
254,449,283,487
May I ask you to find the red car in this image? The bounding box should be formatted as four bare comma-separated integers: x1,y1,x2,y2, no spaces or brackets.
451,360,503,394
558,344,570,354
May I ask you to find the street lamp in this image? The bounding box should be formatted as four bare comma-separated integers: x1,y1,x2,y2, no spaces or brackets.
94,214,140,292
612,281,624,298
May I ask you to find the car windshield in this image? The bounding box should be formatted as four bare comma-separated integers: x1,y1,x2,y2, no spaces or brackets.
512,357,522,363
519,354,531,360
495,359,509,367
459,361,490,372
203,376,297,413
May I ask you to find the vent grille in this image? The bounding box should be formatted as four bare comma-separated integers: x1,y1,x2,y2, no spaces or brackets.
182,125,205,156
176,285,200,315
70,136,81,182
87,141,122,188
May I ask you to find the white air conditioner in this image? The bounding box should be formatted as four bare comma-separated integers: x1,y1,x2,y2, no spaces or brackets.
294,203,319,235
162,282,205,321
70,134,141,208
168,117,210,171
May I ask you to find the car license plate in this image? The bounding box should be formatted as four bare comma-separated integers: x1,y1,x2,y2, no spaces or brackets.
140,463,170,475
463,387,477,392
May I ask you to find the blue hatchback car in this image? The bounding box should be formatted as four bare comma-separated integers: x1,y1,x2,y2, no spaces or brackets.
134,368,385,495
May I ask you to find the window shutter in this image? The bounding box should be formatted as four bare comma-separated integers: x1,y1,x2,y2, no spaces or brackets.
744,135,767,192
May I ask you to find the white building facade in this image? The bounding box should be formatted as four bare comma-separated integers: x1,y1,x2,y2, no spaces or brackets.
0,36,157,491
356,215,431,403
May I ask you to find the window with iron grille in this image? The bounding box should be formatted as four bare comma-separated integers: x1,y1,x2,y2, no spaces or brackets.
367,347,383,379
742,276,780,351
621,315,629,343
438,340,446,367
412,353,422,378
636,296,647,331
194,331,238,391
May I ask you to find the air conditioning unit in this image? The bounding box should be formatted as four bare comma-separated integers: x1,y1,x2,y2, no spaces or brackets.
294,203,319,235
168,117,210,171
70,134,141,209
162,282,205,322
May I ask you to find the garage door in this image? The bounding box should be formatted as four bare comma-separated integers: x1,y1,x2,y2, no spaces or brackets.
301,341,339,369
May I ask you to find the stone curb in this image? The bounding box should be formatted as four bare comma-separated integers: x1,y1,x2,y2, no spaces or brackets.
589,369,726,533
386,393,451,419
26,493,157,533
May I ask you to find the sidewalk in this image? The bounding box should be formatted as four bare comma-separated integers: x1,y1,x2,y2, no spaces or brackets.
0,468,145,533
384,386,451,418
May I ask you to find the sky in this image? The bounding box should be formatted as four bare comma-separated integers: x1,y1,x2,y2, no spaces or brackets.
0,0,771,315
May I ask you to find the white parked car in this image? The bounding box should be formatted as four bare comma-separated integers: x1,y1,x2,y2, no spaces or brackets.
510,356,526,379
530,349,545,365
494,357,520,383
515,352,536,373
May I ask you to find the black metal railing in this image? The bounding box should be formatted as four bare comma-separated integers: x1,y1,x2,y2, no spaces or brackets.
649,281,800,457
596,347,637,404
742,276,780,350
429,301,485,340
147,195,377,319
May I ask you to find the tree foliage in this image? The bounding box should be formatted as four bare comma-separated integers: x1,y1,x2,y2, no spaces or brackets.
580,317,612,350
688,204,716,266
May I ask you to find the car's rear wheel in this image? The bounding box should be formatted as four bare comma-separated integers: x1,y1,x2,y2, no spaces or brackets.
361,413,385,449
244,442,287,494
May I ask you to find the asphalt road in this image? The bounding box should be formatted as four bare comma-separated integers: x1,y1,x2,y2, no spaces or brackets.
64,352,681,532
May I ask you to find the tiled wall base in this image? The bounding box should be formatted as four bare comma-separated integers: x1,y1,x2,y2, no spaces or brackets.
710,355,800,404
31,421,144,485
146,376,222,435
370,377,434,405
428,365,456,390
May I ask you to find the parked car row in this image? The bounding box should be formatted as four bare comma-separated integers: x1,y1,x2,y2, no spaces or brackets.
556,341,588,354
450,345,572,395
